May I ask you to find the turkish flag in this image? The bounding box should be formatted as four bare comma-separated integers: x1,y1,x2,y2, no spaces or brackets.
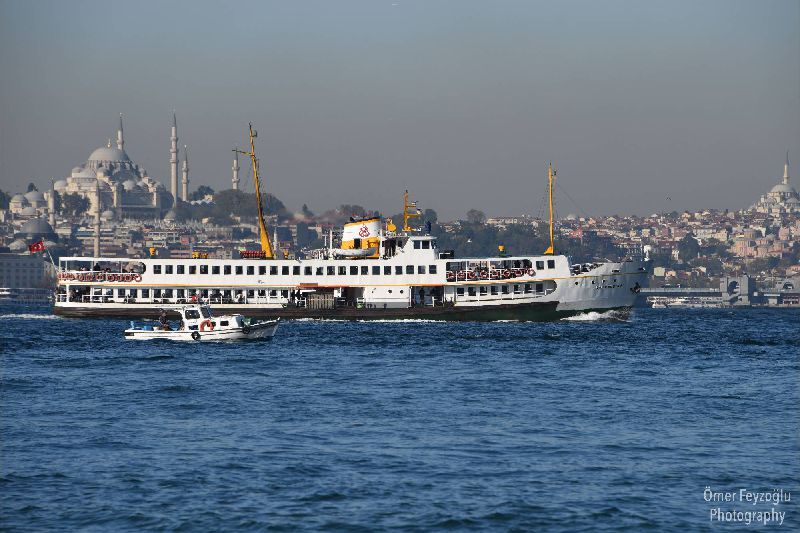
28,240,45,253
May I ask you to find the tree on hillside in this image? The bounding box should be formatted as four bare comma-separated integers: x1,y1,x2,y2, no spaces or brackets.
27,182,38,192
301,203,315,219
212,189,288,220
189,185,215,202
677,234,700,261
0,189,9,210
61,193,90,217
466,209,486,224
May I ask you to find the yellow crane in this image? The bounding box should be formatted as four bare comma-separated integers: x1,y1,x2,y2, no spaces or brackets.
544,162,556,255
403,190,422,231
235,124,275,258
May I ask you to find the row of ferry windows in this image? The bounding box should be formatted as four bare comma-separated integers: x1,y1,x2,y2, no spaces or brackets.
456,283,544,296
113,288,289,299
151,264,439,276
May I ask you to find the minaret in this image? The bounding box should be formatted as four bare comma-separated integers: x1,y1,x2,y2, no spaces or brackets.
181,145,189,202
784,151,790,185
116,113,124,151
232,149,240,190
48,180,56,227
94,179,101,257
170,112,179,206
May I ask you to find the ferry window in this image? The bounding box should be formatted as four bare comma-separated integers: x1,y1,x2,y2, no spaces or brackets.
547,260,555,269
281,290,288,298
417,266,426,274
212,265,220,275
141,289,149,298
372,266,380,275
513,284,521,294
282,266,289,275
304,266,312,275
259,266,266,275
200,265,208,274
201,307,211,318
220,321,229,327
189,265,196,274
153,265,162,274
269,290,277,297
154,289,162,298
491,286,498,295
422,241,430,249
236,266,243,275
429,265,437,274
536,261,544,270
395,266,403,275
247,266,255,276
316,267,323,275
177,289,185,298
338,266,347,275
456,288,465,296
406,265,414,274
292,266,300,275
177,265,185,275
350,266,358,275
165,289,174,298
360,266,368,275
117,289,125,298
468,287,476,296
165,265,173,274
270,266,278,275
224,265,231,275
327,266,335,275
524,284,533,294
414,241,421,249
247,290,254,298
129,289,137,297
201,290,208,297
536,283,544,293
185,310,200,319
502,285,510,294
258,290,266,297
479,286,488,295
384,266,391,275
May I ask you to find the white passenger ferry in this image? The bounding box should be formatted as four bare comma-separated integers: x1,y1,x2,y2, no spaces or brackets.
52,126,649,321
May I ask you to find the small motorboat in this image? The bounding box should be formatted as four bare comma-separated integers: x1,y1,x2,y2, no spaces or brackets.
124,304,279,341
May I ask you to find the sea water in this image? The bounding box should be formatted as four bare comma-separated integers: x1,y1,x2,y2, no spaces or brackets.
1,307,797,531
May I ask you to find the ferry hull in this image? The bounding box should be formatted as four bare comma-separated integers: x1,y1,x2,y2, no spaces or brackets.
54,301,572,322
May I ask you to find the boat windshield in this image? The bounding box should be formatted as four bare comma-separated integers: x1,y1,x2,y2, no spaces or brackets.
185,309,200,319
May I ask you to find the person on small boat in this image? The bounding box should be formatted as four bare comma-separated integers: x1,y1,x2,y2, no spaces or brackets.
158,309,172,331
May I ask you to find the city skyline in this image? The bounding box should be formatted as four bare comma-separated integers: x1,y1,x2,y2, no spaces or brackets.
1,0,798,219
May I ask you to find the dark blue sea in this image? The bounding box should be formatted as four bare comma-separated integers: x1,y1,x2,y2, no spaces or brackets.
1,307,798,532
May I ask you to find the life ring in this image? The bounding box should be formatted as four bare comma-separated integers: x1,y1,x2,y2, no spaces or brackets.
200,319,214,331
502,269,511,279
467,271,476,280
528,268,536,277
446,271,455,281
191,331,201,341
479,270,489,280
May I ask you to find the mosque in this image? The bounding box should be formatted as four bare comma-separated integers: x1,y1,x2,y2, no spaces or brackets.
750,153,800,214
8,114,189,221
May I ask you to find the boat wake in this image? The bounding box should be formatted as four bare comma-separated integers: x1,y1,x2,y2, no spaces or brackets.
0,313,60,320
561,309,631,322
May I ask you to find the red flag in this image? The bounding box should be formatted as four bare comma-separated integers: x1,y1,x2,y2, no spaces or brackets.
28,240,45,253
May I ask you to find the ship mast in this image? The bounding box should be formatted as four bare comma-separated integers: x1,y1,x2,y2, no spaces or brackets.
403,190,421,231
235,124,275,258
544,162,556,255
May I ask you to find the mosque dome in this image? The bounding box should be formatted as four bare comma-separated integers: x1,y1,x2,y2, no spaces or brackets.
20,206,38,216
24,190,46,202
19,218,56,240
71,167,95,178
9,239,27,252
769,182,795,194
88,146,130,163
10,194,27,205
54,179,68,190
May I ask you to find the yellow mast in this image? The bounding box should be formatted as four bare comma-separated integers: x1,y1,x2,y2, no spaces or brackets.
235,124,274,258
403,189,421,231
544,162,556,255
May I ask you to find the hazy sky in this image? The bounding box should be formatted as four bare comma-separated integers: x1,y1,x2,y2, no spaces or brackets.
1,0,798,220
